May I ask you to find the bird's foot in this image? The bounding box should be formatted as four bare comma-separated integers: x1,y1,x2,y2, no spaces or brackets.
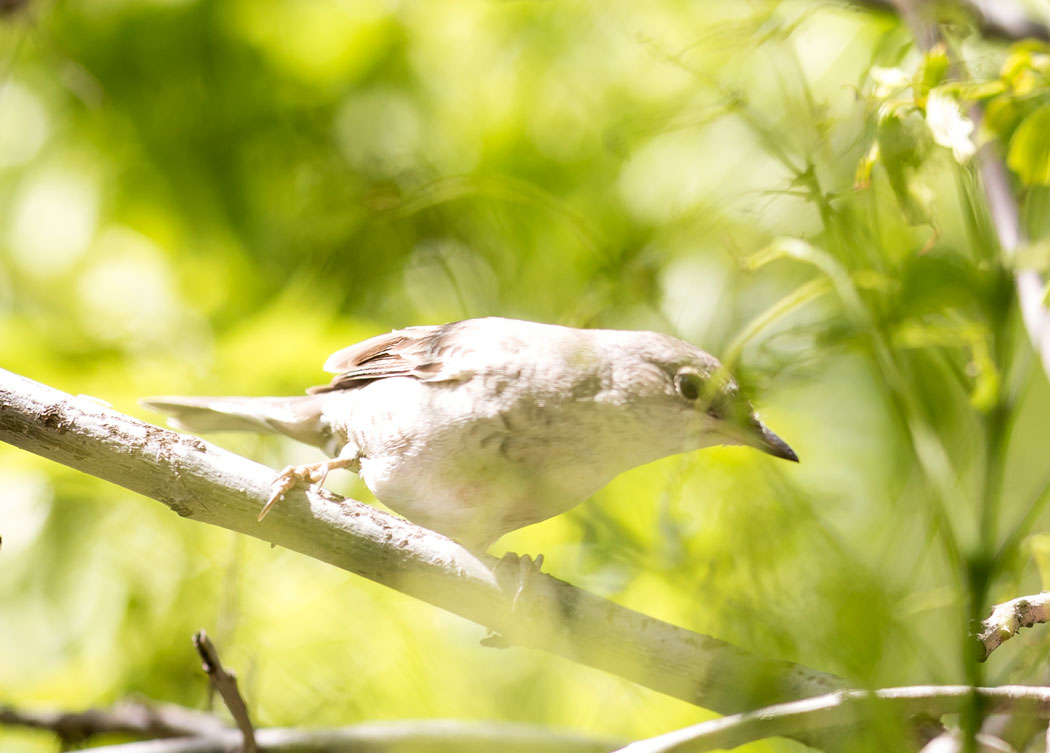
258,461,334,521
480,552,545,649
497,552,545,613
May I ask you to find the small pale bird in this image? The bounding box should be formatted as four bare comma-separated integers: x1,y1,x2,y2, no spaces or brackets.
143,317,797,550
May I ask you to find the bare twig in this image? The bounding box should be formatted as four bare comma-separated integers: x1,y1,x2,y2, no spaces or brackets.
615,685,1050,753
973,592,1050,662
0,699,229,744
0,370,844,725
193,631,256,753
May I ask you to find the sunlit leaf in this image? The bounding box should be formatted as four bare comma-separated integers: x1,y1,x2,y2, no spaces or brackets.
982,95,1024,139
954,80,1007,101
1008,104,1050,185
1002,41,1046,82
916,44,950,103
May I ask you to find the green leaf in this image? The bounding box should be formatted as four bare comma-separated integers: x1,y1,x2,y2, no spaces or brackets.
891,320,999,412
1007,104,1050,185
878,111,924,168
983,95,1023,139
877,113,935,224
916,44,950,101
1002,41,1046,83
954,80,1007,101
1001,42,1050,96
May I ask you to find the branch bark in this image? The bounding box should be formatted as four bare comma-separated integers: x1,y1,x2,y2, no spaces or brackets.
974,592,1050,662
0,369,844,722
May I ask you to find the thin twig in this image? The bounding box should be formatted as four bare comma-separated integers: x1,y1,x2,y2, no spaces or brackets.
193,631,256,753
616,685,1050,753
973,592,1050,662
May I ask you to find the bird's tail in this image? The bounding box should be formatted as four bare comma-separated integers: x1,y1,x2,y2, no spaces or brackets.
140,394,331,449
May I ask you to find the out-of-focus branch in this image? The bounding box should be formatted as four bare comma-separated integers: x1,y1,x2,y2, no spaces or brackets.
193,631,256,753
3,715,621,753
0,700,229,744
974,592,1050,662
615,685,1050,753
973,148,1050,379
843,0,1050,43
0,369,845,725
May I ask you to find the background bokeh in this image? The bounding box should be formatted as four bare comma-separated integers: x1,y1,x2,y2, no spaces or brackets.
3,0,1050,750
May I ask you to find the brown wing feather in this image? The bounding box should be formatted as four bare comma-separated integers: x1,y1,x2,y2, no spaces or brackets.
307,323,465,394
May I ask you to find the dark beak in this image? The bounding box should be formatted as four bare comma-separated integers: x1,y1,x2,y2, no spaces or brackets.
755,422,798,462
711,405,800,463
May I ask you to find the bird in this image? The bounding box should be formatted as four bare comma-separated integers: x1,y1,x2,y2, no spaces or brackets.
142,317,797,551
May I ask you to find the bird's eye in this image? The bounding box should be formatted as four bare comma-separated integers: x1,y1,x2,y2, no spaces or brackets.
674,371,703,401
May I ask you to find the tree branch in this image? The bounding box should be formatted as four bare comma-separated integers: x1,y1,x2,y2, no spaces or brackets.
193,631,256,753
973,592,1050,662
0,369,844,724
0,700,229,744
7,717,621,753
615,685,1050,753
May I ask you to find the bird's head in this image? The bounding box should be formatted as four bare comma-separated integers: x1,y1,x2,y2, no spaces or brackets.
606,331,798,464
670,363,798,462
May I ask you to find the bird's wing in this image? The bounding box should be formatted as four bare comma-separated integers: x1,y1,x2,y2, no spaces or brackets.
307,322,478,393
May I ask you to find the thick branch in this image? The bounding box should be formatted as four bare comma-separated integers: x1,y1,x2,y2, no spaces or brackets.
616,685,1050,753
0,369,844,720
974,592,1050,662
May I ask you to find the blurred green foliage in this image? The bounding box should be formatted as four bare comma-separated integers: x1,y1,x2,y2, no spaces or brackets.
5,0,1050,750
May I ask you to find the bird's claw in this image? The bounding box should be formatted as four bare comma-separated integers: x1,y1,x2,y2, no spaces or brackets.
480,552,545,648
497,552,545,613
258,462,331,521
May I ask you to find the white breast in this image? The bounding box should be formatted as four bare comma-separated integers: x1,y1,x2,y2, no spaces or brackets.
336,375,618,548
